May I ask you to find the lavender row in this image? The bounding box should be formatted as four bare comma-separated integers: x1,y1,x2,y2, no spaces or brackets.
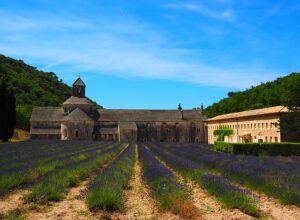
156,142,300,206
87,144,135,211
0,143,122,196
138,143,197,217
25,143,126,204
0,142,113,174
147,143,260,217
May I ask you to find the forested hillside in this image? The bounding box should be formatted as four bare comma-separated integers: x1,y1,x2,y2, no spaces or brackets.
205,73,300,118
0,54,100,130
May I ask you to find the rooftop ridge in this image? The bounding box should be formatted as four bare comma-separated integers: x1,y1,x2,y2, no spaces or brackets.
208,105,288,121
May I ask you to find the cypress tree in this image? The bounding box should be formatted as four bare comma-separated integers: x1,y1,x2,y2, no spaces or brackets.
0,78,16,142
280,76,300,142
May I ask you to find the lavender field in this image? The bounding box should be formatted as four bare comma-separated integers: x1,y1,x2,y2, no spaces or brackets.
0,141,300,219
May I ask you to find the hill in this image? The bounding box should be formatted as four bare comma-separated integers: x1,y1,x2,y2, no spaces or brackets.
0,54,101,130
205,73,300,118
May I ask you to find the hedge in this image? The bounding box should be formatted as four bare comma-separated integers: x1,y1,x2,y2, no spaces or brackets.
213,141,300,156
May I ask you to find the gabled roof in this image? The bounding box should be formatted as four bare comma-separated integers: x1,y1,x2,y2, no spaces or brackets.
62,96,94,105
207,106,289,121
30,128,61,135
30,107,63,122
99,127,119,134
63,108,93,122
118,122,137,130
73,77,85,87
97,109,205,122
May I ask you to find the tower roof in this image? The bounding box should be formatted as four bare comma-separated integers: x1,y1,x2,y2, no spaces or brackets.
63,108,93,122
62,96,94,105
73,77,85,87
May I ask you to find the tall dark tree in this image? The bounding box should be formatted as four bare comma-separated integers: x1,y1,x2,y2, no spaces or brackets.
280,76,300,142
0,78,16,142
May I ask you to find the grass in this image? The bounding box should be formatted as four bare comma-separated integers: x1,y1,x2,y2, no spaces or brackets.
0,208,26,220
25,144,126,204
87,144,135,211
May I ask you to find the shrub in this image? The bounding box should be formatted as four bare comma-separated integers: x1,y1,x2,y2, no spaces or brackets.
213,141,300,156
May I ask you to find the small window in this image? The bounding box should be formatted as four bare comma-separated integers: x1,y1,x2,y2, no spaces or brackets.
75,130,79,137
266,123,268,129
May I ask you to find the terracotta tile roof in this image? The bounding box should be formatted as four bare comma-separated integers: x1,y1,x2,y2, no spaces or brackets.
207,106,289,121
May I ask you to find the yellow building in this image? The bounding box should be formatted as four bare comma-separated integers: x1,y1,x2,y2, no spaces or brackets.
207,106,289,144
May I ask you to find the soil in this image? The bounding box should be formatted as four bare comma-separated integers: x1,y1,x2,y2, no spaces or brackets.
0,189,30,213
238,185,300,220
187,181,255,220
25,177,94,220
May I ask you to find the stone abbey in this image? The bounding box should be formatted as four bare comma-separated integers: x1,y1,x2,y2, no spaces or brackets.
30,78,207,143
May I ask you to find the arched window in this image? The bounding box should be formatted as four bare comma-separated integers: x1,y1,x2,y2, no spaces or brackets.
75,130,79,137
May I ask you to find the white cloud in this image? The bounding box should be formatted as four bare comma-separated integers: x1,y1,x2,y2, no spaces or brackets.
164,2,235,21
0,11,279,89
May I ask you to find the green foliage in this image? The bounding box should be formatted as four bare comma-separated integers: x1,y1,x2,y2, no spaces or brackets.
0,208,26,220
87,145,135,211
205,73,300,118
0,77,16,141
213,141,300,156
87,188,122,211
25,147,122,204
200,177,259,217
0,54,102,130
213,126,234,141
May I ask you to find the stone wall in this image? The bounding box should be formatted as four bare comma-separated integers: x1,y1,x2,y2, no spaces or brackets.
61,121,94,140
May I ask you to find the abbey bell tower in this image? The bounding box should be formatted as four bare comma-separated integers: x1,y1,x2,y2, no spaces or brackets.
72,77,86,98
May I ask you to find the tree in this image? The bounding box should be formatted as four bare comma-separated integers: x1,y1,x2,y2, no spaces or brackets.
279,76,300,142
213,126,234,142
178,103,182,110
0,78,16,142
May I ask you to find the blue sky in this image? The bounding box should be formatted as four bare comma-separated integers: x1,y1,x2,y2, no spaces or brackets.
0,0,299,109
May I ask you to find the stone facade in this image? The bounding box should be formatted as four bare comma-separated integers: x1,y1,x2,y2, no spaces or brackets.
207,106,290,144
30,77,207,143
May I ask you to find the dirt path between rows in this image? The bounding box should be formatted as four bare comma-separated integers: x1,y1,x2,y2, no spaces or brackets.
0,189,30,213
114,160,158,219
236,184,300,220
113,160,181,220
144,145,255,220
25,175,95,220
187,181,255,220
